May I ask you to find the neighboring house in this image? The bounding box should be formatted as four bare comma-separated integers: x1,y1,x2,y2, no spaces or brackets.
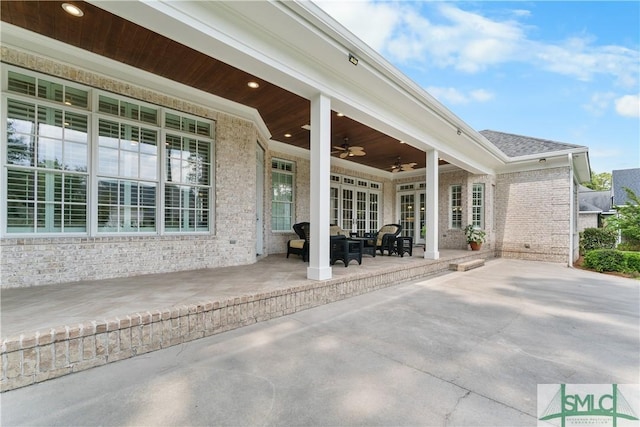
577,185,614,231
0,1,590,288
612,168,640,207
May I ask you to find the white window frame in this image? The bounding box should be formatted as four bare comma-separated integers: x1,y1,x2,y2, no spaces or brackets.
449,184,462,229
472,183,484,229
330,174,381,235
1,66,215,237
271,158,295,232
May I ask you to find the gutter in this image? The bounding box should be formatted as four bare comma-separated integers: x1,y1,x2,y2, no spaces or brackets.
568,153,575,268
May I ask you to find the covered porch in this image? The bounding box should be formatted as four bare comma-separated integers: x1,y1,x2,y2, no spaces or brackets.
1,248,491,391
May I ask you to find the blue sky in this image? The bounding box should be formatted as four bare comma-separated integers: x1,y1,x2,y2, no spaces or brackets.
316,1,640,175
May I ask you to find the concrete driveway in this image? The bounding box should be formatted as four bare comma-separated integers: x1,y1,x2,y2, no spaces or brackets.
2,259,639,426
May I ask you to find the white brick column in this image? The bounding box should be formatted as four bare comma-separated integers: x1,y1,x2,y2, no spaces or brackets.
307,93,332,280
424,149,439,259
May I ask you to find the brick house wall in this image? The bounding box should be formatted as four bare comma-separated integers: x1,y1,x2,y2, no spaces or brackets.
578,211,599,232
0,49,259,288
495,167,571,262
436,171,495,250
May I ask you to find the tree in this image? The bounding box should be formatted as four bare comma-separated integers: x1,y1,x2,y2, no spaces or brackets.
584,171,612,191
607,187,640,249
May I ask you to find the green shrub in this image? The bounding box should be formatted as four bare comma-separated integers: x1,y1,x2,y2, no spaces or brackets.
583,249,626,272
583,249,640,274
579,227,617,255
623,251,640,273
618,241,640,252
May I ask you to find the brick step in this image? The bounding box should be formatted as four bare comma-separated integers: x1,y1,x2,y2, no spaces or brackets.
449,259,485,272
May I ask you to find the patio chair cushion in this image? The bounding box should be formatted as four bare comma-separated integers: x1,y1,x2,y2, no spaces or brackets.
287,222,310,261
376,224,400,246
330,224,350,237
288,239,305,249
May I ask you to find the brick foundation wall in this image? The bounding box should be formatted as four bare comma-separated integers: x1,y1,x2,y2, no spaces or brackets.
1,251,492,392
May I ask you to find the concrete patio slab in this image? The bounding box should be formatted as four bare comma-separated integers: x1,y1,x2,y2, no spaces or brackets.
2,259,638,426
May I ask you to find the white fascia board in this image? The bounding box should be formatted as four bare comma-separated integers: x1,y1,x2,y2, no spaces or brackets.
1,24,271,140
498,147,591,183
89,0,502,176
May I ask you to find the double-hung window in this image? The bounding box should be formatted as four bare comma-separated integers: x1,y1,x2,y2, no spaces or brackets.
3,67,215,236
472,183,484,229
164,113,212,232
271,159,294,231
96,95,159,233
450,184,462,229
5,71,89,233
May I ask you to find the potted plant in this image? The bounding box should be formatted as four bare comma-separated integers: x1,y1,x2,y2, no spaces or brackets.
464,224,486,251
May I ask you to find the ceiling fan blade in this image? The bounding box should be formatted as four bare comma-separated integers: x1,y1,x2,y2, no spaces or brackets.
392,168,399,173
333,145,346,151
340,152,349,159
350,146,364,151
401,162,417,171
351,151,366,156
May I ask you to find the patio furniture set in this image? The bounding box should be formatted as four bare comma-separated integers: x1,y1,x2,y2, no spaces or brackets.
286,223,412,267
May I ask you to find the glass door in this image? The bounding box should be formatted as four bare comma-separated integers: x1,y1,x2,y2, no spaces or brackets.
399,193,415,239
398,190,426,243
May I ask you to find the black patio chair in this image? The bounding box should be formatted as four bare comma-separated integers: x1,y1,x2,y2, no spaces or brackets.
286,222,309,261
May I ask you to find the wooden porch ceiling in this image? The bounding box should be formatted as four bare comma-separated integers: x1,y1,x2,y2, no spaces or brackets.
1,1,447,172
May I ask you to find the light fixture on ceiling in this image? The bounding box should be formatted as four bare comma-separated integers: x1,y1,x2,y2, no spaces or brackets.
348,53,358,66
284,133,292,138
336,112,344,117
61,3,84,17
247,81,259,89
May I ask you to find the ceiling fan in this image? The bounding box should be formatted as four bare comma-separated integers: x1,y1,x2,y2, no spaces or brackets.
391,157,417,173
332,138,366,159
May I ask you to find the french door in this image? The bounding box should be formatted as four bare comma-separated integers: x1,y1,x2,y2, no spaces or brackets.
397,189,426,244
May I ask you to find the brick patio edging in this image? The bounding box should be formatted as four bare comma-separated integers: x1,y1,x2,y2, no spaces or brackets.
1,252,492,392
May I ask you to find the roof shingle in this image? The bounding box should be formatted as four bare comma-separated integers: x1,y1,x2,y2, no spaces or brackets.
480,130,585,158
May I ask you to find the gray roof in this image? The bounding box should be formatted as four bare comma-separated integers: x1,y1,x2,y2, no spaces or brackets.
578,185,612,213
480,130,585,158
612,168,640,206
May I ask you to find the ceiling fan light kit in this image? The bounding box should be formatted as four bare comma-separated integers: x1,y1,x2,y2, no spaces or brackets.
332,137,366,159
391,157,416,172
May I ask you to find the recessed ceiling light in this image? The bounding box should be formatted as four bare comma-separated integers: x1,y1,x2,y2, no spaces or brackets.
399,140,405,144
61,3,84,17
284,133,292,138
247,81,259,89
336,112,344,117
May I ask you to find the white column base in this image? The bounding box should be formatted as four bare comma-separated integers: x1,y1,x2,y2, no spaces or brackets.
307,266,332,281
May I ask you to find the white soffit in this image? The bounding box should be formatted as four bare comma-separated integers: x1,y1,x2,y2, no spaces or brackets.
90,0,503,175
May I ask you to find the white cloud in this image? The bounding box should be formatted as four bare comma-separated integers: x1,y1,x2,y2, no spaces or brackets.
313,0,400,52
582,92,616,116
470,89,494,102
427,86,494,105
315,1,639,87
615,94,640,118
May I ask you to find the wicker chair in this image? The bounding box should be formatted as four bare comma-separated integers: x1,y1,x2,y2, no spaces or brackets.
286,222,309,261
363,224,402,255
